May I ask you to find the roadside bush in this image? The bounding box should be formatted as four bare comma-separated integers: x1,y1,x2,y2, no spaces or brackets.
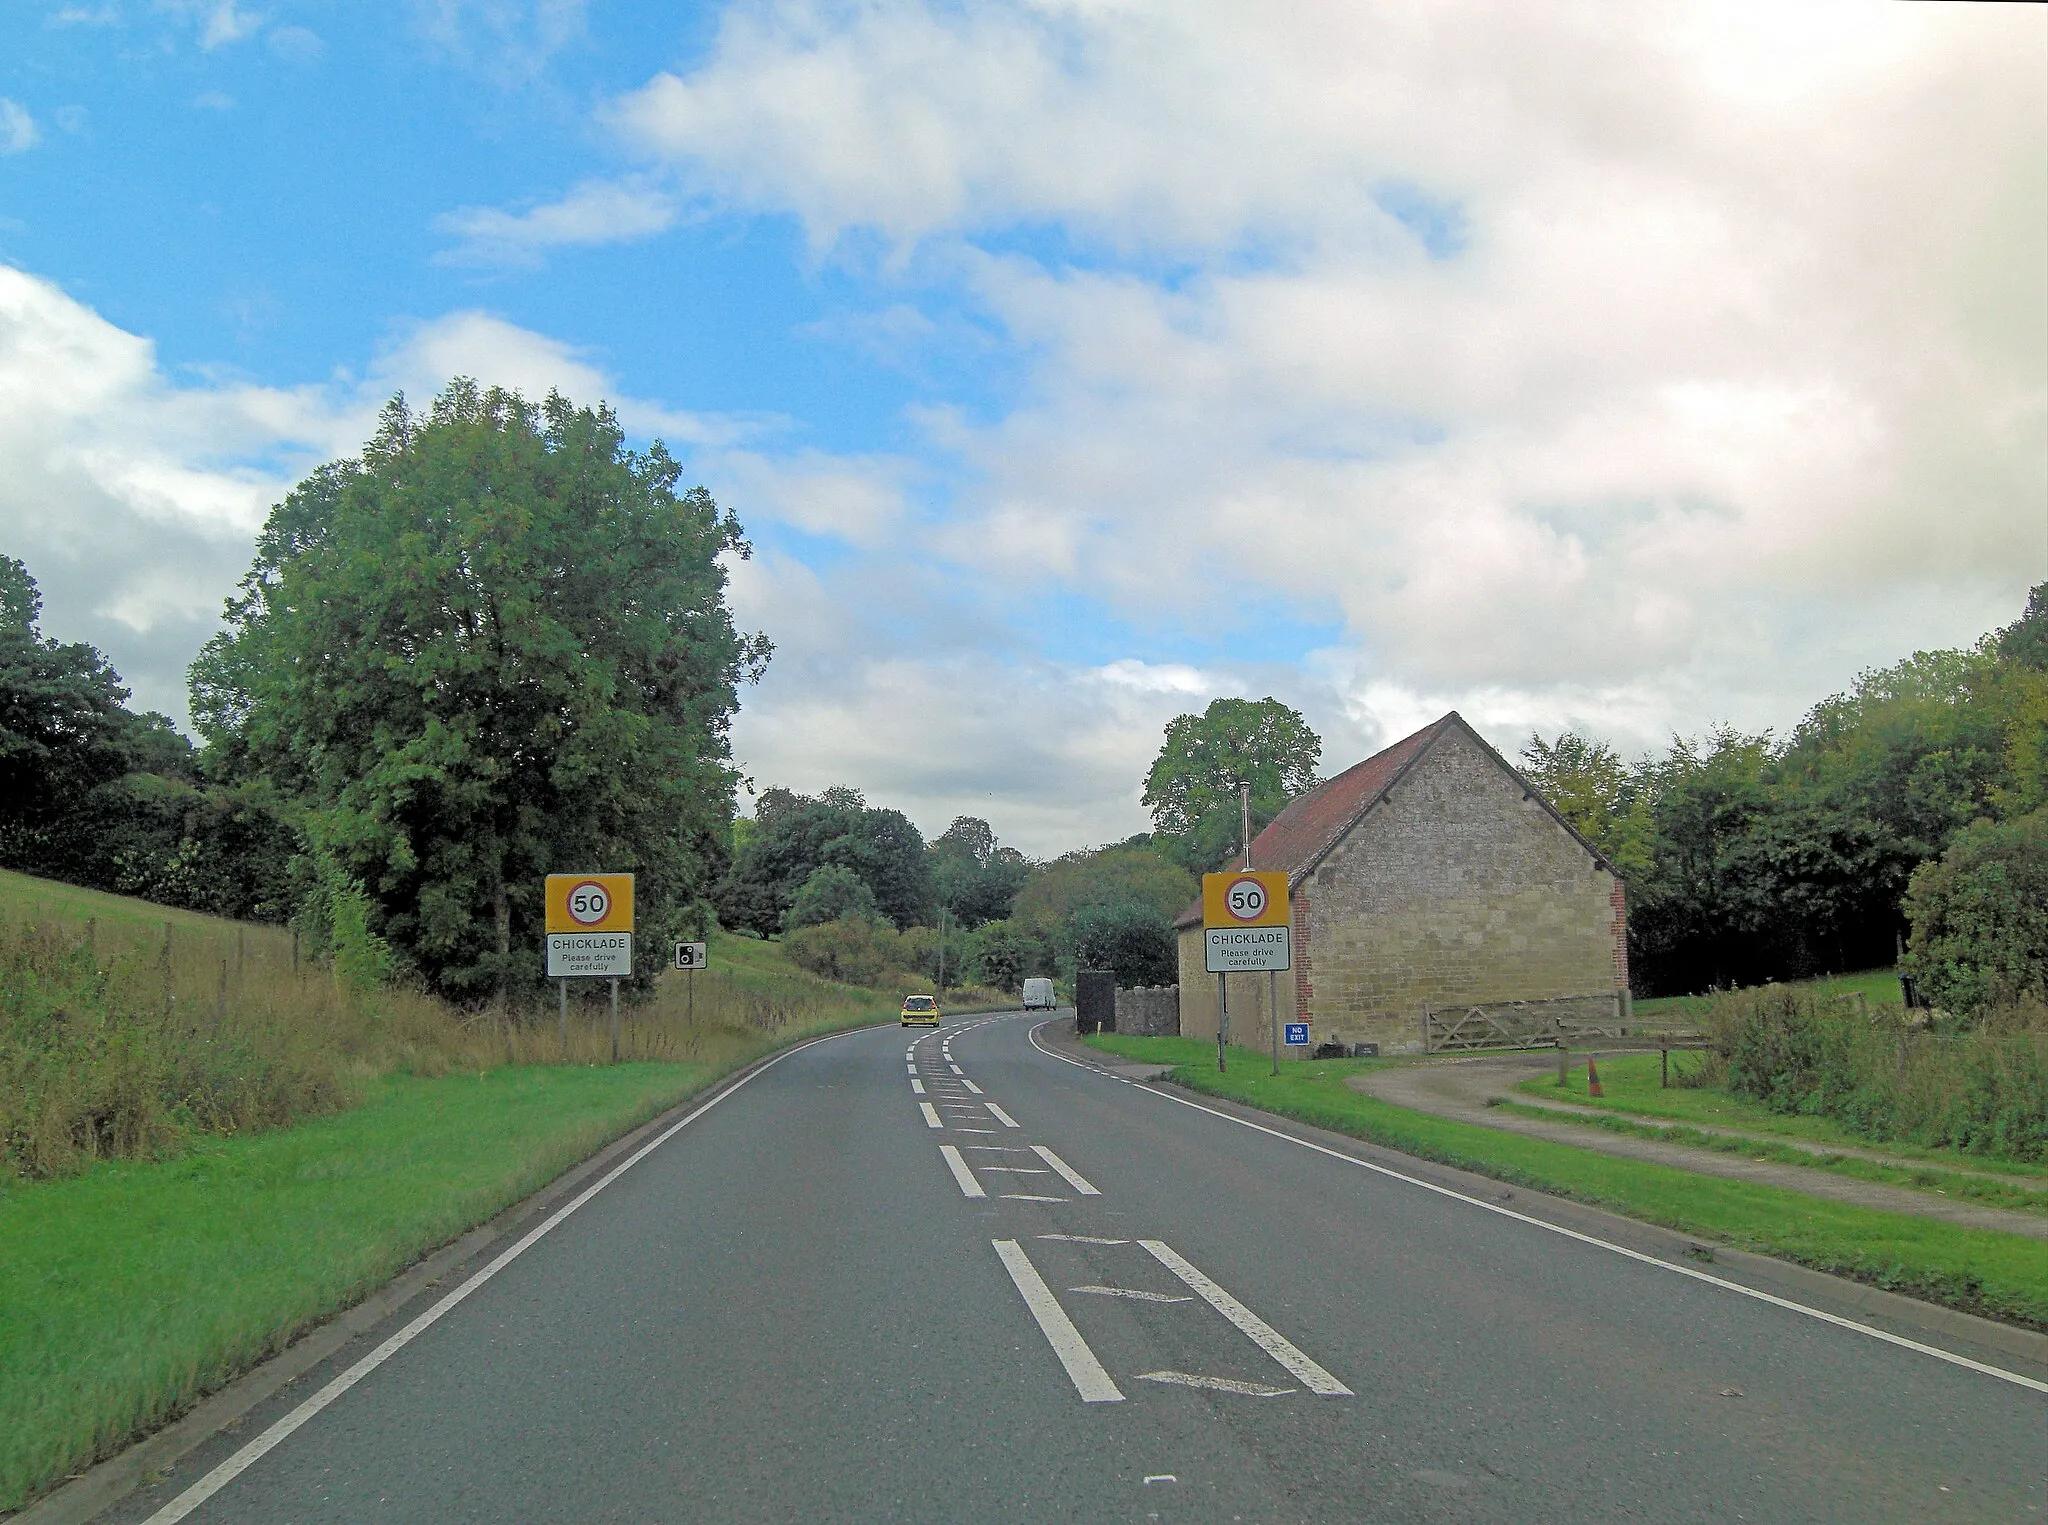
1070,899,1177,987
959,918,1054,994
782,917,899,985
1705,985,2048,1162
1902,807,2048,1017
783,864,886,931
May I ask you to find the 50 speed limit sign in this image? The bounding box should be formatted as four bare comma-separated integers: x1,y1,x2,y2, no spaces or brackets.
544,873,635,934
1201,870,1289,929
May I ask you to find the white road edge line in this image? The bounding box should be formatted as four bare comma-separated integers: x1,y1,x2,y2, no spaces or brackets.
1026,1022,2048,1397
910,1078,925,1095
960,1079,984,1094
939,1144,987,1199
1031,1144,1101,1196
986,1103,1020,1128
143,1025,864,1525
920,1102,944,1128
1137,1239,1351,1395
991,1240,1124,1403
949,1063,965,1075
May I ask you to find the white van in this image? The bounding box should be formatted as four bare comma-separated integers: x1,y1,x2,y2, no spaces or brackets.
1021,977,1056,1011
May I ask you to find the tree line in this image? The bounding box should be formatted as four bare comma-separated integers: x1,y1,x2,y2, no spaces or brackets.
1522,586,2046,1006
7,372,2033,1013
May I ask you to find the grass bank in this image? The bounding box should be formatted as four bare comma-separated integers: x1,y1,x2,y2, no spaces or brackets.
1630,965,1907,1021
1082,1034,2048,1334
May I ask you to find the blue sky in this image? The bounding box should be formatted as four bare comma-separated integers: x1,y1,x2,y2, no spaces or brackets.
2,1,2043,854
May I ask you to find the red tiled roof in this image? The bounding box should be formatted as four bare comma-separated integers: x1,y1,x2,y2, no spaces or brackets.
1173,713,1457,928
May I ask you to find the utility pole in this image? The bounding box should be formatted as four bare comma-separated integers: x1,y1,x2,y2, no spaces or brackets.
1240,781,1253,870
937,904,949,1000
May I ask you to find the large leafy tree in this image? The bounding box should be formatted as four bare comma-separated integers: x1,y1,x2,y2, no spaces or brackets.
717,787,935,934
928,815,1030,928
191,382,767,1003
0,555,136,829
1143,698,1321,866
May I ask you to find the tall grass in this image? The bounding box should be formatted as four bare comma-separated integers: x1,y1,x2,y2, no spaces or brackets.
1686,986,2048,1163
0,875,920,1180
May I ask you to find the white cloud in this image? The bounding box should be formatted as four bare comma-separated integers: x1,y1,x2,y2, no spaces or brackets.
609,0,2046,773
46,5,121,27
0,100,39,154
411,0,589,84
435,178,678,267
267,24,324,63
192,90,235,112
154,0,263,50
0,273,775,721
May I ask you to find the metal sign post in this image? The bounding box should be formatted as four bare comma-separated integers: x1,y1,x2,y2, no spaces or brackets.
674,940,709,1024
1271,967,1279,1076
1218,972,1228,1072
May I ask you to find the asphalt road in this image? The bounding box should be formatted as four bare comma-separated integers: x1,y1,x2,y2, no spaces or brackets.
118,1012,2046,1524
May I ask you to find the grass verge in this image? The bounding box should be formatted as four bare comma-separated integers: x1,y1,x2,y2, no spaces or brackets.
1487,1099,2048,1216
1519,1052,2048,1180
1081,1034,2048,1334
0,1028,887,1512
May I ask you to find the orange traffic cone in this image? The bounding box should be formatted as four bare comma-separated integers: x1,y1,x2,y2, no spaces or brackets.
1586,1057,1604,1098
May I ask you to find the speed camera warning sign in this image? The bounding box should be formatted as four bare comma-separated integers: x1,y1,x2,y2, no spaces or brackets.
1202,870,1290,929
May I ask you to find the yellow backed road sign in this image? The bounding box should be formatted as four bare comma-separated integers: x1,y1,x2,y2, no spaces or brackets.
545,873,635,934
1202,870,1290,929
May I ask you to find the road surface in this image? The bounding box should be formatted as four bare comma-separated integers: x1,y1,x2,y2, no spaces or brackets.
113,1011,2046,1523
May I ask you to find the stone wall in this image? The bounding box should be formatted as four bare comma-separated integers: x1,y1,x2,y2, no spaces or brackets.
1113,984,1181,1037
1303,724,1624,1054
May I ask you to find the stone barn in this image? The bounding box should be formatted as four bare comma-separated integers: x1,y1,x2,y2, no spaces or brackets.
1174,712,1629,1056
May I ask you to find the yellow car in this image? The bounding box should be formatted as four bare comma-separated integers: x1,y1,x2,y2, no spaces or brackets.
900,994,941,1026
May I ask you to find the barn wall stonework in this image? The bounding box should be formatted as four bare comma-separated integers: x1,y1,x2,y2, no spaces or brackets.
1174,933,1298,1049
1305,726,1623,1053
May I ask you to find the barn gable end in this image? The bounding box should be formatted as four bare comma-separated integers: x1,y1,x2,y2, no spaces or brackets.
1175,712,1628,1055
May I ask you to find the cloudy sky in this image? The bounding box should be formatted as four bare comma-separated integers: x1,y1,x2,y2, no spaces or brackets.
2,1,2042,854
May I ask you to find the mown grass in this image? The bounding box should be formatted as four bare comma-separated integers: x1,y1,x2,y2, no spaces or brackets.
0,1066,732,1510
1630,965,1906,1020
1517,1052,2048,1180
1082,1034,2048,1333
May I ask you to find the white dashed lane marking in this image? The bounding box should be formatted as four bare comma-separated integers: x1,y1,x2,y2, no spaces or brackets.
939,1144,986,1199
920,1103,943,1129
1029,1145,1099,1196
986,1103,1020,1129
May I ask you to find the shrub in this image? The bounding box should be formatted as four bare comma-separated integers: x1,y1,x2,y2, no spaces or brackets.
1903,807,2048,1016
1706,985,2048,1162
782,918,900,985
1071,899,1177,987
783,865,885,931
959,919,1054,994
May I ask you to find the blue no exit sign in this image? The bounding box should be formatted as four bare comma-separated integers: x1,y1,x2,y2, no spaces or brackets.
1285,1022,1310,1046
